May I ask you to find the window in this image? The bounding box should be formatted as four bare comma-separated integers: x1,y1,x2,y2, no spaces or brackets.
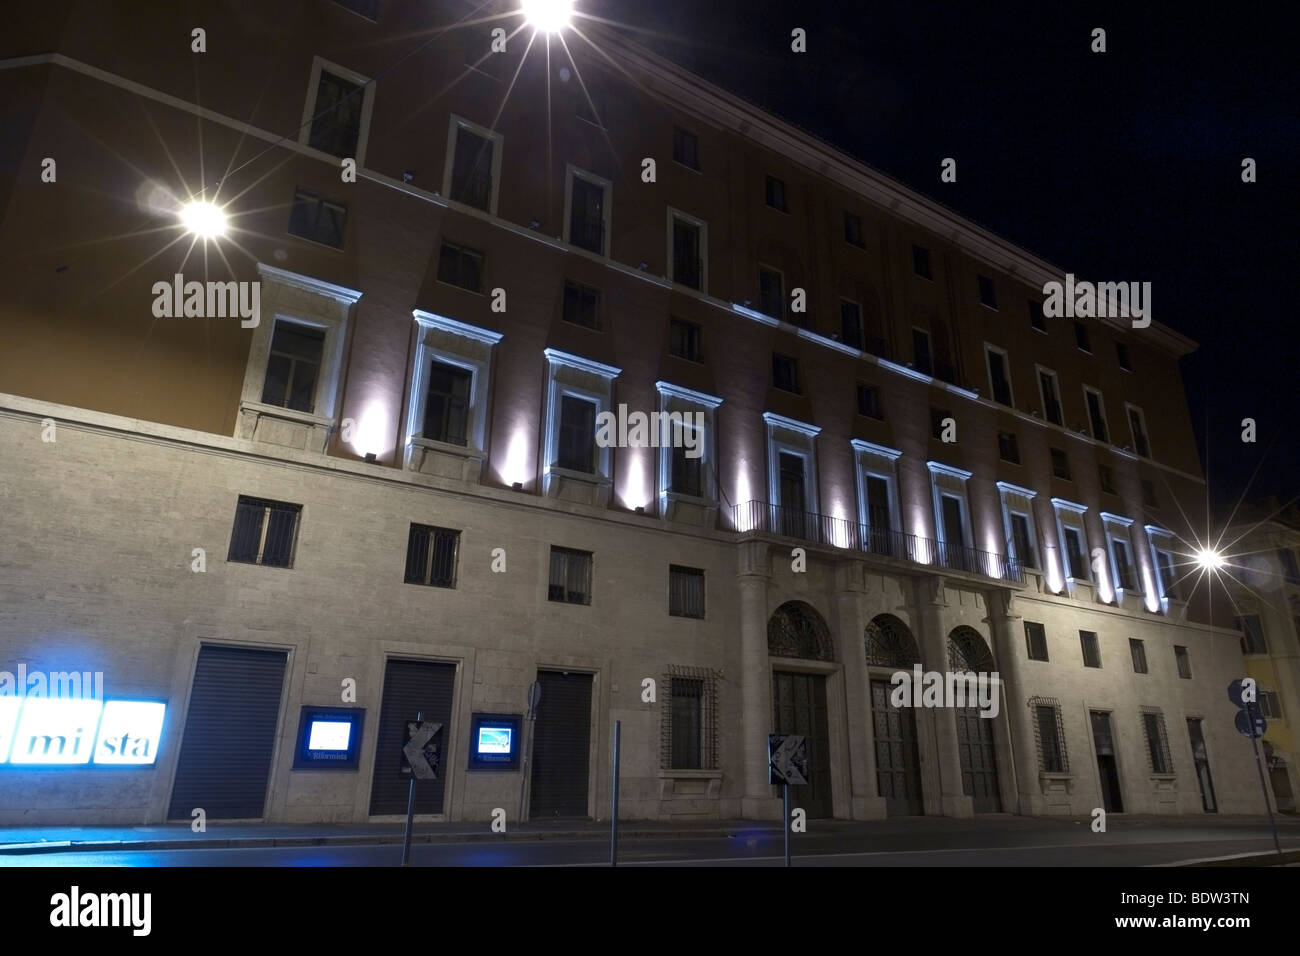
1280,548,1300,584
772,353,799,393
437,240,485,292
1259,691,1283,720
562,281,601,330
765,413,821,527
671,442,703,498
288,187,347,249
669,318,701,362
662,667,719,770
844,211,864,248
1084,386,1109,442
1103,514,1139,594
928,462,974,571
985,345,1013,406
1062,527,1087,580
670,211,705,290
262,321,325,413
548,547,592,604
421,360,471,445
1074,321,1092,353
998,431,1020,464
1130,638,1148,674
669,565,705,618
670,678,703,767
1174,645,1192,679
334,0,378,20
1111,536,1136,590
1127,405,1150,458
1050,447,1071,480
557,394,597,473
765,175,788,211
853,440,902,557
930,406,952,440
304,62,369,160
567,168,609,255
1010,512,1036,568
227,496,302,568
1031,699,1068,773
1238,614,1267,655
672,126,699,170
857,384,882,420
445,118,501,213
1142,710,1173,774
978,274,997,309
1098,464,1117,495
1029,299,1047,333
912,328,933,376
404,524,459,588
1037,367,1063,425
840,300,863,349
1142,479,1158,508
1025,622,1049,661
912,244,932,279
1079,631,1101,668
1116,341,1132,371
657,381,722,510
1146,528,1181,604
758,266,784,319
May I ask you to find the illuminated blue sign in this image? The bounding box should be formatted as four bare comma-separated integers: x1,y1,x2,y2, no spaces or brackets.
467,713,521,770
0,698,166,767
478,727,512,754
294,706,364,769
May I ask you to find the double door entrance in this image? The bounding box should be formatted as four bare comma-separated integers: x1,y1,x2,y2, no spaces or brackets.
870,679,923,815
771,671,833,818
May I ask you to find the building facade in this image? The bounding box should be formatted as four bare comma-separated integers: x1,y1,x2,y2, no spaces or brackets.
0,0,1265,824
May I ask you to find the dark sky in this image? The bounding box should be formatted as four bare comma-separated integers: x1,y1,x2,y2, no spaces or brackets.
592,0,1300,512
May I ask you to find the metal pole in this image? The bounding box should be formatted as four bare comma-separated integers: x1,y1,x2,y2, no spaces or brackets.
783,782,790,868
516,717,531,825
401,711,421,866
1246,701,1282,856
610,720,621,866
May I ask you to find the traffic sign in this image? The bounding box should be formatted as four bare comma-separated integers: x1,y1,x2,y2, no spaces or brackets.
401,720,442,779
768,733,809,785
1235,710,1267,739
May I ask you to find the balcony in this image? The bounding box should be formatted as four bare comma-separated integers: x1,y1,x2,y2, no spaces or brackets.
732,500,1024,585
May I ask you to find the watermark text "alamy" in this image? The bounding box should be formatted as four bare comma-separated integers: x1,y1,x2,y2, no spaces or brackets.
151,274,260,327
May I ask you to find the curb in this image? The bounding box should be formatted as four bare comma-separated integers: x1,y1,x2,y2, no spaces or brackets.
1155,847,1300,867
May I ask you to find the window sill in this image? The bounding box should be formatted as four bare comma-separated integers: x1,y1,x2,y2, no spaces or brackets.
237,401,334,453
546,466,612,508
407,438,485,482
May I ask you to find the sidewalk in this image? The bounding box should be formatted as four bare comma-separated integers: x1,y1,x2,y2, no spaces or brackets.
1,812,1296,856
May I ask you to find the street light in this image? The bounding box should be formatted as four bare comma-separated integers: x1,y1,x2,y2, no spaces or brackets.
1196,548,1224,571
521,0,574,33
179,200,227,239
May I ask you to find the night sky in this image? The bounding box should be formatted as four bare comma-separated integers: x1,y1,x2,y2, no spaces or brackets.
594,0,1300,513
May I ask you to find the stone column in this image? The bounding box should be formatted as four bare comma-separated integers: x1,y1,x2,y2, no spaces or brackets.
912,573,972,817
834,559,886,819
737,540,777,818
987,589,1040,815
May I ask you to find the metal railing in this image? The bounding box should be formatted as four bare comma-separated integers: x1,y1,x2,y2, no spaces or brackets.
732,499,1024,584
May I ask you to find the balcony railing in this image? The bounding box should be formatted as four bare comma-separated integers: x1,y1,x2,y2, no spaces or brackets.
732,499,1024,585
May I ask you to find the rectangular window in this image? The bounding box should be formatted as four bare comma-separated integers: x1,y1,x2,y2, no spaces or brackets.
403,524,459,588
1025,621,1048,661
930,406,952,440
557,394,597,473
1085,387,1109,442
986,346,1012,405
765,175,788,211
262,321,324,413
227,496,302,568
1142,479,1159,508
1130,638,1148,674
668,565,705,618
844,211,864,248
1154,547,1179,600
1128,406,1150,458
288,187,348,249
857,384,882,420
421,360,472,445
1174,645,1192,679
1080,630,1101,668
1142,711,1172,774
548,546,592,604
669,677,704,769
912,328,933,376
978,274,997,309
669,318,701,362
1063,527,1087,580
758,267,784,319
912,244,932,279
1029,299,1047,333
672,126,699,170
1038,368,1063,425
1010,512,1036,568
1116,341,1132,371
1074,321,1092,353
998,431,1020,464
840,300,863,349
671,442,703,498
1035,704,1066,773
437,240,485,292
562,280,601,330
1112,536,1137,590
568,175,606,253
1238,614,1267,655
1098,464,1117,494
449,125,496,211
307,69,365,158
772,353,799,393
671,216,703,290
1259,691,1283,720
1050,446,1071,480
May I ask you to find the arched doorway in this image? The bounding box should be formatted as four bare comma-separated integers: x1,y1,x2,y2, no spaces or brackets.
948,626,1001,812
865,614,924,815
768,601,834,818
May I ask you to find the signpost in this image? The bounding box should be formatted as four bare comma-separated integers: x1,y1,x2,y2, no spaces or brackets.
768,733,809,868
610,720,621,867
517,681,542,825
399,713,442,865
1227,678,1281,857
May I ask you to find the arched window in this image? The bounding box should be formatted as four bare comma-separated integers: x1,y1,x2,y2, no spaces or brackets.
947,625,995,672
767,601,835,661
864,614,922,668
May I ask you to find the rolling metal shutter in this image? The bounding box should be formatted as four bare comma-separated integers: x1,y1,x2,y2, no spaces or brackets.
167,645,288,820
368,658,457,816
529,670,592,819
